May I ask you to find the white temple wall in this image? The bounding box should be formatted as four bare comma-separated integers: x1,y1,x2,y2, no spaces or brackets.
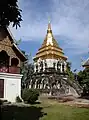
0,72,22,102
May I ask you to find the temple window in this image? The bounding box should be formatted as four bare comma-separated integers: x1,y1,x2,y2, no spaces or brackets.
62,64,64,72
53,62,56,69
45,62,47,70
0,50,9,68
11,58,19,67
36,64,38,72
57,61,61,71
40,61,43,71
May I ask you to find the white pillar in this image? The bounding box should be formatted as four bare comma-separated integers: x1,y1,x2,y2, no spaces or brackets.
40,83,42,89
34,80,37,89
29,79,32,88
38,62,40,72
55,62,57,70
43,61,45,71
37,84,39,89
34,63,36,73
34,82,36,89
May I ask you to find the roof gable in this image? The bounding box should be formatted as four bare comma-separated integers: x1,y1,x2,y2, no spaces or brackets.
0,27,27,61
82,58,89,66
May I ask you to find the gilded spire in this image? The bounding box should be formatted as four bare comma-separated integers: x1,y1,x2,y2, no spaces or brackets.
33,19,68,61
46,18,53,46
47,17,52,33
48,17,51,30
41,19,59,47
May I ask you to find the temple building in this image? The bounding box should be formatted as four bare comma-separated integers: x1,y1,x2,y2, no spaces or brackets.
33,20,68,74
82,58,89,68
0,27,27,102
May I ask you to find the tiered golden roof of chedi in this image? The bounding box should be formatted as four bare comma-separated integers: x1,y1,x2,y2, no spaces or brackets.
33,21,67,61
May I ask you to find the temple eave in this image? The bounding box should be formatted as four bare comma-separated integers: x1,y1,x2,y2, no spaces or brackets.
37,47,64,54
33,53,67,61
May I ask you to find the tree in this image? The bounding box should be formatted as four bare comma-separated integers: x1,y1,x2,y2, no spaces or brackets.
0,0,22,28
78,68,89,96
66,62,74,81
21,54,34,89
66,62,71,71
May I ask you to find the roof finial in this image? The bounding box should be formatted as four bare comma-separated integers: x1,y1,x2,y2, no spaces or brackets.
48,17,51,31
48,17,51,24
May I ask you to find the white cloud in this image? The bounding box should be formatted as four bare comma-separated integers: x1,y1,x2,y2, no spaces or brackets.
51,0,89,54
10,0,89,55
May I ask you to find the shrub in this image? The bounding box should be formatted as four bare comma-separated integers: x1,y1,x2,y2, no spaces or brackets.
16,96,22,103
22,89,39,104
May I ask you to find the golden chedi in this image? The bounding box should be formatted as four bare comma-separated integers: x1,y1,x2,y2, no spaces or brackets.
33,20,68,73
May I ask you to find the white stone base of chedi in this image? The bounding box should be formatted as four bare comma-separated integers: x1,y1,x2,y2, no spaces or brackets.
67,86,80,97
0,72,22,102
34,83,37,89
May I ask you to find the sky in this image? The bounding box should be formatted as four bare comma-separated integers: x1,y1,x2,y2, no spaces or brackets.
10,0,89,71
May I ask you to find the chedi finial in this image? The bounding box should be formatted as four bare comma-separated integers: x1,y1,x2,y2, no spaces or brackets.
47,17,52,32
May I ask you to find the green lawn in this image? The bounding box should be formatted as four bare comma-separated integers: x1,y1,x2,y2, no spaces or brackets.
35,98,89,120
1,98,89,120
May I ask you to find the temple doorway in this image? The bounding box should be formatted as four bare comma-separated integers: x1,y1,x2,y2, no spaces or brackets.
0,79,4,98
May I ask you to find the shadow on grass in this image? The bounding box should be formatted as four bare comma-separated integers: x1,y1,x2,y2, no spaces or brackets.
79,96,89,100
32,101,41,104
1,105,47,120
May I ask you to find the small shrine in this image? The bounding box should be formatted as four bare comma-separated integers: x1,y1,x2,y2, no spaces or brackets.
0,27,27,102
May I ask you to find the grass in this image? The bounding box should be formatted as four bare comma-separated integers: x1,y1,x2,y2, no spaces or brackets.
1,97,89,120
35,97,89,120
